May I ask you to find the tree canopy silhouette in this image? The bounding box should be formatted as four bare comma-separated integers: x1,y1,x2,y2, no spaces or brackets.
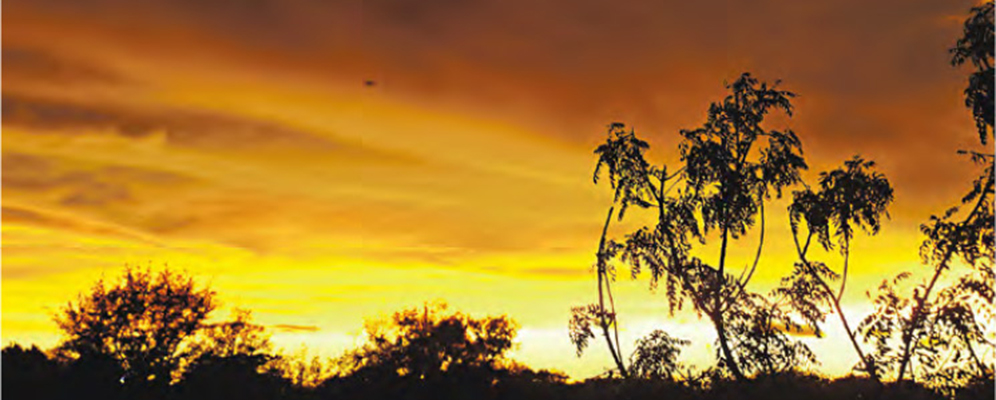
338,302,518,381
779,156,894,381
54,267,216,394
950,0,994,144
571,73,813,381
856,0,994,387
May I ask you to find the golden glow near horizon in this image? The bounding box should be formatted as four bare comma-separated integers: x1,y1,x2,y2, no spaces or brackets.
1,0,986,379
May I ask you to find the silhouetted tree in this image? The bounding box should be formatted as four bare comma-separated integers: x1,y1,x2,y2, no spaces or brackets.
322,302,528,400
568,125,654,378
778,156,893,381
53,267,216,396
338,302,517,381
859,1,994,385
571,73,808,381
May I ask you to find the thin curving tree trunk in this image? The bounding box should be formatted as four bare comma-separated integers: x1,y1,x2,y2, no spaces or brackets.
791,229,880,383
713,221,747,381
595,206,628,378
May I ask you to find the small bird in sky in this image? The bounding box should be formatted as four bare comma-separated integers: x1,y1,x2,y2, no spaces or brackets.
364,80,376,87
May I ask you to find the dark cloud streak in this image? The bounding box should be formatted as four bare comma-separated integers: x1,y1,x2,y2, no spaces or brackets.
272,324,320,333
1,92,423,167
1,46,129,86
1,205,162,246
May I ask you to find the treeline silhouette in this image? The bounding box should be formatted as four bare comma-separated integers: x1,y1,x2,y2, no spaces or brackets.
2,267,993,400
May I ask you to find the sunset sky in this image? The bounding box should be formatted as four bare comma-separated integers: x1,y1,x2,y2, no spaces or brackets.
2,0,988,378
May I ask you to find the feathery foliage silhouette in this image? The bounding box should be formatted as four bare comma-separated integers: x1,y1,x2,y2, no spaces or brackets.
858,0,994,386
571,73,813,381
779,156,894,381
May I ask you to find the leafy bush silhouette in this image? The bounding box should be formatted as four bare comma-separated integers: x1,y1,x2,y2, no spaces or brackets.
628,330,689,381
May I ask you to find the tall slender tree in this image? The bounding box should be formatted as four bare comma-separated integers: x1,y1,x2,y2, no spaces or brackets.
858,1,994,384
779,156,894,382
571,73,808,381
569,123,654,378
